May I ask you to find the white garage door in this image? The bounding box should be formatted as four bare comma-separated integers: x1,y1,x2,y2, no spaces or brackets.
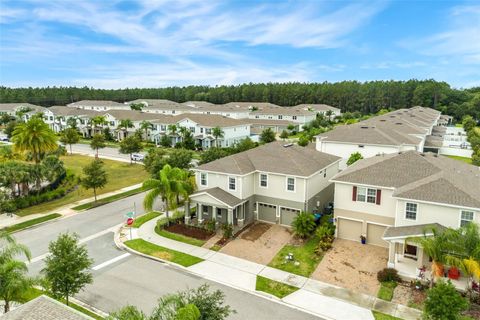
367,223,388,247
279,207,300,227
337,218,363,242
257,203,277,223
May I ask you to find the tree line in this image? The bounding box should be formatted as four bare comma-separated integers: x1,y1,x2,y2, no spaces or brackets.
1,80,479,120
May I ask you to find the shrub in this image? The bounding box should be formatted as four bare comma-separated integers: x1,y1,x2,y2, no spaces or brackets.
204,220,216,233
291,211,316,238
156,217,169,229
222,224,233,239
377,268,401,283
315,224,335,253
423,280,469,320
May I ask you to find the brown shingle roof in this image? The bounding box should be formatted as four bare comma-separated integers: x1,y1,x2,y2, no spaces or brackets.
196,141,340,176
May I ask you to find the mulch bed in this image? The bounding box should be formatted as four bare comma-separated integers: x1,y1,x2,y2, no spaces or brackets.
240,222,271,241
165,223,214,240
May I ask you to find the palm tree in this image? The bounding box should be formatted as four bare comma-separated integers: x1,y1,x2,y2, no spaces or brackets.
178,170,197,221
90,116,107,136
0,231,31,263
11,117,58,164
66,117,78,129
140,120,153,141
117,119,134,140
168,124,178,146
325,110,334,121
212,126,224,147
143,164,185,222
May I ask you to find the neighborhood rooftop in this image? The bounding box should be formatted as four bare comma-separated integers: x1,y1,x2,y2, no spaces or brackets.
332,151,480,209
196,141,341,176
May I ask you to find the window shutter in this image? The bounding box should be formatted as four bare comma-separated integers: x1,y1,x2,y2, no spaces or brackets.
352,186,357,201
376,189,381,205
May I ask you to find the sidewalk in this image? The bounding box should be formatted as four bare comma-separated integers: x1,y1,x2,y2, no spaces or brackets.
0,183,143,228
126,217,421,320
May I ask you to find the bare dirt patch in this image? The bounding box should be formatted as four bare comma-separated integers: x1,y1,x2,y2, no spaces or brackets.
311,239,388,296
165,223,214,240
220,223,293,265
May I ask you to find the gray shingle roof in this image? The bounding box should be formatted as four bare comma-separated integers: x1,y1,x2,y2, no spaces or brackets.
333,151,480,209
2,295,93,320
192,187,243,207
383,223,446,239
0,103,44,112
103,110,167,121
68,100,124,107
196,141,340,176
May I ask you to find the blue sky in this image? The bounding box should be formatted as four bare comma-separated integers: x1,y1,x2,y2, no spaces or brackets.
0,0,479,88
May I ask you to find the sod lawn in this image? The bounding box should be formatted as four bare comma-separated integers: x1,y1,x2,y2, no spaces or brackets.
255,276,298,298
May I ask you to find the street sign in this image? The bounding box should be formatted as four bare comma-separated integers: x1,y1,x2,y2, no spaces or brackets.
127,218,134,226
125,212,134,218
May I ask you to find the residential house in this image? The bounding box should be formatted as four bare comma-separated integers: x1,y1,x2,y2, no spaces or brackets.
190,142,341,231
0,103,46,120
67,100,128,111
294,104,341,118
330,151,480,279
43,106,98,133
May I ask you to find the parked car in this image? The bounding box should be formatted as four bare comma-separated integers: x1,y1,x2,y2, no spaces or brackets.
0,137,9,142
131,153,144,162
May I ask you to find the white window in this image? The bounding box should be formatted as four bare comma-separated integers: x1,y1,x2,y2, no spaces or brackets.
460,211,474,227
278,115,283,120
287,177,295,192
293,116,297,120
356,187,366,202
228,177,236,190
200,173,207,186
260,174,268,187
405,203,417,220
367,188,377,204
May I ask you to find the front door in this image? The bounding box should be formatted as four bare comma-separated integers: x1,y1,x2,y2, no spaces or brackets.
404,244,418,259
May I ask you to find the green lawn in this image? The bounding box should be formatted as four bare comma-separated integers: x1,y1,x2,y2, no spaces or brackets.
3,213,61,233
155,227,206,247
124,239,203,267
255,276,299,298
17,155,149,216
372,311,402,320
446,155,472,164
132,211,162,228
210,244,222,251
72,187,146,211
377,281,397,301
268,236,323,277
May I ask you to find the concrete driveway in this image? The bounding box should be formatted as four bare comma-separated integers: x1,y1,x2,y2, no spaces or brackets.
311,239,388,296
220,223,292,265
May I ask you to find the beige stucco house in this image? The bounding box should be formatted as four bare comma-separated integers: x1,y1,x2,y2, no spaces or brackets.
190,141,341,231
330,151,480,279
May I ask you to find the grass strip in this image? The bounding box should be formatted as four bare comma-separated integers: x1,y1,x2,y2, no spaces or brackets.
124,238,203,267
377,281,397,301
268,235,323,277
131,211,162,228
372,311,402,320
72,187,145,211
3,213,61,233
446,155,472,164
255,275,298,298
155,228,206,247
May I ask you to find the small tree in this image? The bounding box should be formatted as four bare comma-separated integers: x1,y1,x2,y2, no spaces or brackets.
291,211,316,238
423,280,469,320
347,152,363,166
90,133,106,158
462,115,476,133
212,127,225,147
166,148,193,169
280,130,289,140
199,147,230,164
60,128,80,155
260,128,276,143
160,134,172,147
130,103,144,111
297,134,310,147
119,135,143,164
42,233,93,306
107,306,147,320
81,159,107,201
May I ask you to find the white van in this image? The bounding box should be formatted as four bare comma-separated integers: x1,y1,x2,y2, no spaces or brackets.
131,153,144,162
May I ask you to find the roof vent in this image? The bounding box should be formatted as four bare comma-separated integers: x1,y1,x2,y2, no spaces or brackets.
283,143,294,148
379,119,386,122
360,126,369,129
395,122,402,125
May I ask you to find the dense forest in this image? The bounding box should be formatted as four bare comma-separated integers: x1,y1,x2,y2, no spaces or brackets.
1,80,479,120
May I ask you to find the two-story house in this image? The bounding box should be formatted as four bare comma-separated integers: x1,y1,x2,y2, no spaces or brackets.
189,142,341,231
330,151,480,279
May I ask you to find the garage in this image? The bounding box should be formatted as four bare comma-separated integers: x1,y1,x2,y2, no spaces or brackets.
257,203,277,223
337,218,363,242
367,223,388,247
279,207,300,227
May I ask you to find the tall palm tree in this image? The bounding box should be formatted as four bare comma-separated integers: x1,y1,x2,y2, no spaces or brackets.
212,126,224,148
140,120,153,141
11,117,58,164
168,124,178,146
117,119,134,140
143,164,185,222
90,116,107,136
178,170,197,220
325,110,334,121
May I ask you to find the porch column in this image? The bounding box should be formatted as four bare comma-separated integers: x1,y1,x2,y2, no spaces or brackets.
387,242,396,268
212,206,217,222
227,208,233,225
416,247,425,269
198,203,203,223
237,204,244,228
184,202,190,225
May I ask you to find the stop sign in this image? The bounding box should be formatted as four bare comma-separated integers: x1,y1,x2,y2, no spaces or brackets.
126,218,134,226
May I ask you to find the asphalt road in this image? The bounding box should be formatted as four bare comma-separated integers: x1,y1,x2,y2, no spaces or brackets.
69,143,135,162
16,192,321,319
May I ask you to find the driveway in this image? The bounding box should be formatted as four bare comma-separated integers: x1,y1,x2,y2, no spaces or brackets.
311,239,388,296
220,223,292,265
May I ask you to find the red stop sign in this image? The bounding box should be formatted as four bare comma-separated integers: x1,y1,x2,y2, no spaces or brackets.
127,218,134,226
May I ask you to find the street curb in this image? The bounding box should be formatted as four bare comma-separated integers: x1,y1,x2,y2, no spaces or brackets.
6,214,63,234
70,296,110,318
113,226,336,320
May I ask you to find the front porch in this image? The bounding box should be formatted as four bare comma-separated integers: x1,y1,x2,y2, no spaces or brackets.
189,187,249,233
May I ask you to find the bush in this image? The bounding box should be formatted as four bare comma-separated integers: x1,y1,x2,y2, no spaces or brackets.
315,224,335,253
424,280,469,320
377,268,401,283
291,211,316,238
221,223,233,239
156,217,169,229
204,220,216,233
